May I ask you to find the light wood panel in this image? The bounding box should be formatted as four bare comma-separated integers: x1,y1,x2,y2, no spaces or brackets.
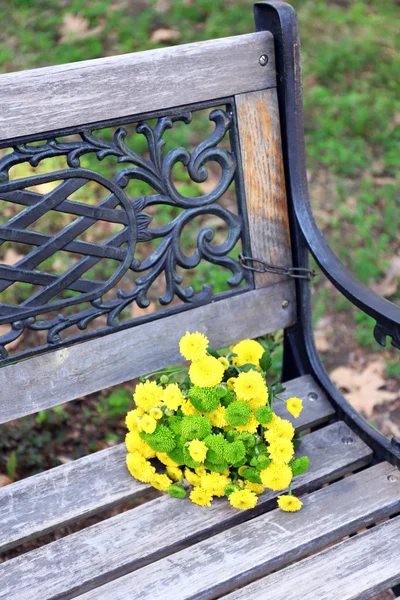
0,422,373,600
0,281,296,424
0,32,275,141
236,89,292,287
0,375,333,553
226,516,400,600
74,462,398,600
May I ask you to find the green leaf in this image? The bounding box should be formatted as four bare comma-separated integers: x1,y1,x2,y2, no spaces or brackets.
259,351,272,372
6,451,17,481
272,382,285,395
238,363,259,373
207,347,220,359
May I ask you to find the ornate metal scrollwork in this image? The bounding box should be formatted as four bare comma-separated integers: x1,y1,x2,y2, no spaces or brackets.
0,106,250,362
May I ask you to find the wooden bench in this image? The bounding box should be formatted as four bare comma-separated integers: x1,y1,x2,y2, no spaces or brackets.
0,2,399,598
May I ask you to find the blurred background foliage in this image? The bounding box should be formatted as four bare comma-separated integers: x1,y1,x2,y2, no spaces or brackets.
0,0,399,478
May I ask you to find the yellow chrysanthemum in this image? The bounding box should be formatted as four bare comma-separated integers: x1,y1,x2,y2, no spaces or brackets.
218,356,230,370
260,462,292,491
126,453,156,483
231,339,264,368
189,356,224,388
263,412,280,429
228,488,258,510
227,377,237,390
150,407,163,420
163,383,185,411
208,405,227,428
195,465,207,476
134,380,164,411
235,414,259,434
245,481,265,495
268,438,295,464
181,399,201,415
189,487,213,507
248,396,268,411
151,473,173,491
125,409,141,432
188,439,208,463
125,431,156,459
167,465,183,481
185,467,201,487
234,370,267,401
268,417,295,441
277,495,303,512
286,397,303,418
138,415,157,434
156,452,178,467
179,331,209,361
201,473,230,497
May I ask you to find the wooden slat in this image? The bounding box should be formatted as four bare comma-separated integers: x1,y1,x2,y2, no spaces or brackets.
0,281,296,424
225,516,400,600
0,32,275,141
0,421,373,600
0,374,333,554
235,89,292,287
74,462,398,600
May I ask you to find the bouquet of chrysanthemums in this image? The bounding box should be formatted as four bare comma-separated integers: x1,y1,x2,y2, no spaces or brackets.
125,332,309,512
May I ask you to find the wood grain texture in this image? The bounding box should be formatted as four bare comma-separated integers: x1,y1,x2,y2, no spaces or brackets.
0,374,333,554
235,89,292,287
75,462,398,600
0,421,373,600
0,281,296,424
225,515,400,600
0,32,275,141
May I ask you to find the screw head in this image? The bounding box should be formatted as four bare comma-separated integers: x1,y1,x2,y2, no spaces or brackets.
259,54,269,66
387,474,397,483
282,299,290,308
308,391,318,402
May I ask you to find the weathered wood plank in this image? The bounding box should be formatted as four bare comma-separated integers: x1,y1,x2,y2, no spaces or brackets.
0,32,275,141
225,516,400,600
0,281,296,424
74,462,398,600
235,89,292,287
0,374,333,554
0,422,372,600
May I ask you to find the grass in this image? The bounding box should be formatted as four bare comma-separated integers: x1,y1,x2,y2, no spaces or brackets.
0,0,399,355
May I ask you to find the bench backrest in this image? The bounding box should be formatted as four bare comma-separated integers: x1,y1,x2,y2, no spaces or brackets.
0,31,295,424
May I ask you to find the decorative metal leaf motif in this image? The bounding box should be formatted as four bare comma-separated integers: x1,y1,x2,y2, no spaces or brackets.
0,107,250,362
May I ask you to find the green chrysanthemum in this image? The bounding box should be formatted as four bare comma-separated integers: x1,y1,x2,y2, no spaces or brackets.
181,415,212,441
238,432,256,449
254,405,273,424
225,401,251,427
182,444,202,468
221,390,235,407
166,484,187,499
225,430,239,443
204,458,229,473
242,467,262,484
188,387,220,413
224,440,246,465
140,424,176,453
204,433,228,460
255,454,271,470
224,483,241,497
167,442,185,466
290,456,310,476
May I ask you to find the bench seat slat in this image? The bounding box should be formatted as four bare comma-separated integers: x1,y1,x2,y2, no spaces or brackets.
0,374,334,554
225,515,400,600
0,281,296,424
0,421,373,600
0,31,275,142
74,462,399,600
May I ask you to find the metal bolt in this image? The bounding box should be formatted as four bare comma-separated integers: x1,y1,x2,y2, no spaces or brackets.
341,436,354,445
387,474,397,483
308,391,318,402
259,54,269,66
282,299,290,309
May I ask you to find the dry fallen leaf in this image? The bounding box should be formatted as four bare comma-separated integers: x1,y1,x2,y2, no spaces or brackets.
372,256,400,298
150,28,181,43
59,14,105,43
330,358,398,417
0,474,12,487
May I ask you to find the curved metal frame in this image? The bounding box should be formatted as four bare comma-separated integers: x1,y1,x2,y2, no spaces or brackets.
254,1,400,467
